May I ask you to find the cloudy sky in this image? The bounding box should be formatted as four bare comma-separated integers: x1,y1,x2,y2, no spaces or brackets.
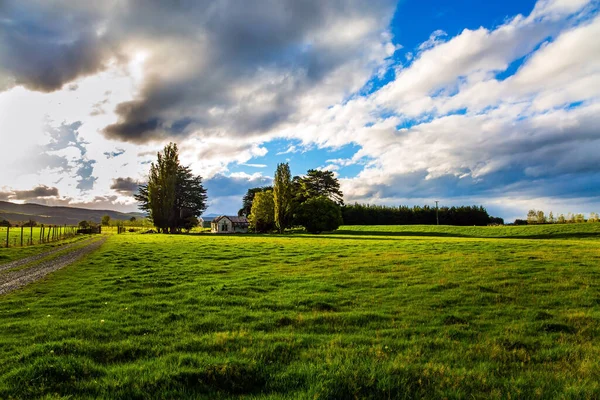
0,0,598,221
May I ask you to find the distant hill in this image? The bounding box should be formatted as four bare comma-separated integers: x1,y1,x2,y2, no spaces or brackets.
202,213,221,218
0,201,145,226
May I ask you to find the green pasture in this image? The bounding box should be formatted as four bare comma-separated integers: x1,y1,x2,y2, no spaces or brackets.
0,226,78,248
0,224,599,398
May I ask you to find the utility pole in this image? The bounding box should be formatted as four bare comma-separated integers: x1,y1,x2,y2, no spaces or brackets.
435,200,439,225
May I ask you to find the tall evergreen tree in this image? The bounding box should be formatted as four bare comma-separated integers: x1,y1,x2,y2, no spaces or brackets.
135,143,207,233
273,163,293,233
146,145,178,232
294,169,344,205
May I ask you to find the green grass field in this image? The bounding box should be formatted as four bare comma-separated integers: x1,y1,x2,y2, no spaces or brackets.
0,224,599,399
0,226,78,248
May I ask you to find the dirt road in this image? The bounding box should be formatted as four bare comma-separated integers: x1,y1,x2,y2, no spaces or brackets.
0,237,106,295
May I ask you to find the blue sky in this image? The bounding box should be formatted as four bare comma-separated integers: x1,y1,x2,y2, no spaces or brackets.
0,0,598,221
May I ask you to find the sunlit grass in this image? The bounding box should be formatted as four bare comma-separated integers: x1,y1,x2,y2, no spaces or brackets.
0,225,599,398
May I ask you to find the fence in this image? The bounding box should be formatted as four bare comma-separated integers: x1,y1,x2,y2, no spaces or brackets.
0,225,78,248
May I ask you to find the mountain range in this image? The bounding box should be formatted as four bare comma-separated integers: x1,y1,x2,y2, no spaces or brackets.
0,201,145,226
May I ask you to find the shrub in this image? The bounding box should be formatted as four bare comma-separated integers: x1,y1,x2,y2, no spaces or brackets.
297,196,343,233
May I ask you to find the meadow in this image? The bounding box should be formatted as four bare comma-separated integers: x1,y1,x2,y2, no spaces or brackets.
0,225,78,248
0,224,599,399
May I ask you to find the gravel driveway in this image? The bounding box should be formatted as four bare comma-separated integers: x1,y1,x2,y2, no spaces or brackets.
0,237,106,295
0,237,95,273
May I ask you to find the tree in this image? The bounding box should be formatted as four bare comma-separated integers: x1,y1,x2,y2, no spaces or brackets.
135,143,207,233
557,214,566,223
489,216,504,225
174,164,208,231
238,186,272,217
148,143,178,232
294,169,344,205
130,216,137,222
0,219,11,227
297,196,343,233
273,163,293,233
536,210,546,224
78,220,89,229
181,216,199,233
22,220,37,227
548,211,555,224
101,215,111,226
527,209,538,224
249,190,275,232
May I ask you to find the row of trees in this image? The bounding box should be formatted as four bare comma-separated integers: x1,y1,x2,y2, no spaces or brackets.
524,210,599,225
341,204,498,226
244,164,344,233
0,219,38,227
135,143,208,233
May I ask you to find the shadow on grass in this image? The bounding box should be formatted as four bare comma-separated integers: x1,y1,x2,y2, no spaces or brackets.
310,230,600,241
129,229,600,241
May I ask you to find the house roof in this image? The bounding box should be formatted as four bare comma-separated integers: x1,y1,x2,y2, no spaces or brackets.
213,215,249,225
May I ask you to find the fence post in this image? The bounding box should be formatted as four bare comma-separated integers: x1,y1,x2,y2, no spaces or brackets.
21,225,24,247
30,224,33,245
5,226,8,248
47,226,51,242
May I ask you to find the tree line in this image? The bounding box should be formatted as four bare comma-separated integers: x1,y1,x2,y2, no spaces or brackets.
243,164,344,233
341,204,499,226
137,143,511,233
518,210,600,225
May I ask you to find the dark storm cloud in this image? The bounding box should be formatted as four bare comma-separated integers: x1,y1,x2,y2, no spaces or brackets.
110,177,140,195
0,0,396,142
4,185,60,200
0,1,111,92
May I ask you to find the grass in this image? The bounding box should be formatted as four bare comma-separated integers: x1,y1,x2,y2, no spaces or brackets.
0,226,79,248
0,224,599,398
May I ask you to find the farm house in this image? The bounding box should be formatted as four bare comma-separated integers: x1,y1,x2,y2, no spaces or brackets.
211,216,249,233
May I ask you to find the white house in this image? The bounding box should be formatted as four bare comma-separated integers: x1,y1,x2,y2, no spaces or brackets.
211,215,249,233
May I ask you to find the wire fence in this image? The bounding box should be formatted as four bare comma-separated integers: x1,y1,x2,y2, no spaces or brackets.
0,225,79,248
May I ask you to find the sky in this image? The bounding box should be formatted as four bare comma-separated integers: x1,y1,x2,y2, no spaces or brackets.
0,0,599,221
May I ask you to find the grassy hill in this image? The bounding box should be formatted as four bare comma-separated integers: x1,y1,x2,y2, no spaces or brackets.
0,201,144,225
0,224,598,398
